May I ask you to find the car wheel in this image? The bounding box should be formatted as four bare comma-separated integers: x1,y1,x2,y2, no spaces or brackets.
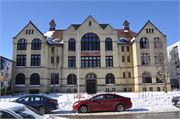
38,106,47,114
116,104,124,112
79,105,88,113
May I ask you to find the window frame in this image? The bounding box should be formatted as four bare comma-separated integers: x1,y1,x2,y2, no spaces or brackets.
17,55,26,66
81,56,100,68
31,39,41,50
17,39,27,50
31,55,41,66
140,37,149,48
68,38,76,51
105,38,112,51
68,56,76,68
51,74,59,84
106,56,113,67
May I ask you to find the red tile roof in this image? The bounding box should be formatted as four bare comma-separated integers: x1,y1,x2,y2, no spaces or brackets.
117,29,137,41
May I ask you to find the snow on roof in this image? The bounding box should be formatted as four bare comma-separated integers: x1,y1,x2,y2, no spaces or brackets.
44,31,55,38
0,102,25,111
118,37,130,43
131,37,135,43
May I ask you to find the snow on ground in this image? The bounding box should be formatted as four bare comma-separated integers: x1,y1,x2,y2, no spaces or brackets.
1,91,180,114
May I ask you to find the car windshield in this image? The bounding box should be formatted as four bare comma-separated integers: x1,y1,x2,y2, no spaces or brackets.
15,111,35,119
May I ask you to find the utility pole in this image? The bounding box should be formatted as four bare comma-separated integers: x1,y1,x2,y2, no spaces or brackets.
77,29,80,101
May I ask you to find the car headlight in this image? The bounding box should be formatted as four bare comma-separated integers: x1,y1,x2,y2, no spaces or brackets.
74,102,79,106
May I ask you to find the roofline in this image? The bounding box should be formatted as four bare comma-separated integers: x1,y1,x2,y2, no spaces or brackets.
14,21,46,39
0,56,15,62
135,20,166,37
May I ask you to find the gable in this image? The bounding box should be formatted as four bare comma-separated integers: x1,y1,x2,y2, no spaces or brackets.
13,21,46,39
135,20,166,37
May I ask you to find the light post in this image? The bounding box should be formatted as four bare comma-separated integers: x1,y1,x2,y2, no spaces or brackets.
77,29,80,101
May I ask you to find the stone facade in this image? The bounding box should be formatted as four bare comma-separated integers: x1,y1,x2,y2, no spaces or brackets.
12,16,171,94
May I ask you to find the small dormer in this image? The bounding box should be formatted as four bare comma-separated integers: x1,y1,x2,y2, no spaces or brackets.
49,19,56,31
123,20,130,31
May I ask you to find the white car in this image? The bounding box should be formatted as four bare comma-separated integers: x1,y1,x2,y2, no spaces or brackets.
0,102,65,119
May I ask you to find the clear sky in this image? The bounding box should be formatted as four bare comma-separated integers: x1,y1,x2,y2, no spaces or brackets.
0,0,179,60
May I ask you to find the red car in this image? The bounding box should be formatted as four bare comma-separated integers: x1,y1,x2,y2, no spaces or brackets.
73,93,132,113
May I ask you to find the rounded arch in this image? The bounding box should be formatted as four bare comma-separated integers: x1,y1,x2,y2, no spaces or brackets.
15,73,25,84
105,73,115,84
140,37,149,48
153,37,162,48
105,38,112,51
86,73,97,78
17,39,27,50
30,73,40,85
67,74,77,85
68,38,76,51
81,33,100,51
142,71,152,83
31,38,41,50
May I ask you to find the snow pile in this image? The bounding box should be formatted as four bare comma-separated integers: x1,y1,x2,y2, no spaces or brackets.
44,31,55,38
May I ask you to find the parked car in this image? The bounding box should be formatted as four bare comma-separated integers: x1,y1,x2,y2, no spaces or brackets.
172,96,180,108
0,102,55,119
73,93,132,113
12,94,58,114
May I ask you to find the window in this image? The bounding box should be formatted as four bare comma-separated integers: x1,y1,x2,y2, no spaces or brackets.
17,55,26,66
149,29,151,33
128,73,131,78
121,46,124,52
32,30,34,34
141,53,150,65
68,57,75,68
57,57,59,63
15,73,25,84
174,46,178,53
81,56,100,67
157,87,160,91
51,57,54,63
51,74,59,84
26,30,28,34
17,39,27,50
67,89,71,93
149,87,153,91
81,33,100,51
153,37,162,48
112,88,115,92
69,38,76,51
123,73,125,78
105,38,112,51
106,88,109,92
106,95,115,99
32,39,41,50
142,71,152,83
86,74,96,78
152,29,154,33
106,56,113,67
127,56,130,62
30,73,40,85
52,47,54,52
143,87,147,92
140,37,149,48
123,88,127,92
105,73,115,84
154,53,163,64
89,21,91,26
67,74,77,85
127,46,129,52
0,111,16,118
128,88,132,92
122,56,125,62
94,95,104,100
146,29,148,33
31,55,41,66
29,30,31,34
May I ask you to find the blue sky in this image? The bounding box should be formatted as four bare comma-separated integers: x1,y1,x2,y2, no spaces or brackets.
0,0,179,60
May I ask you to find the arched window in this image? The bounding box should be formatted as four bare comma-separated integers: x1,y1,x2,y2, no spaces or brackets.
156,72,163,83
105,38,112,51
17,39,27,50
30,73,40,85
86,74,96,78
81,33,100,51
67,74,77,85
105,73,115,84
142,71,152,83
153,37,162,48
15,73,25,84
32,39,41,50
69,38,76,51
140,37,149,48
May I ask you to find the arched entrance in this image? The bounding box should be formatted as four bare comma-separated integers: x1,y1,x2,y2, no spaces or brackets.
86,73,96,94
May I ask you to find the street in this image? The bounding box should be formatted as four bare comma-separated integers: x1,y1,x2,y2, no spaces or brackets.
63,112,180,119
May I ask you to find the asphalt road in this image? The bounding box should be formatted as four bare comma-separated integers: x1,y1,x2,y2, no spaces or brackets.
66,112,180,119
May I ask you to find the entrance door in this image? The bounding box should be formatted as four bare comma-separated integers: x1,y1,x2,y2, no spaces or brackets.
87,80,96,94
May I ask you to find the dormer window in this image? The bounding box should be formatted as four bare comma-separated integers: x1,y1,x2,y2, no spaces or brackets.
123,20,130,29
89,21,91,26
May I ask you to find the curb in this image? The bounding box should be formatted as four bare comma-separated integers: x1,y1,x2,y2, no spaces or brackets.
47,110,180,117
